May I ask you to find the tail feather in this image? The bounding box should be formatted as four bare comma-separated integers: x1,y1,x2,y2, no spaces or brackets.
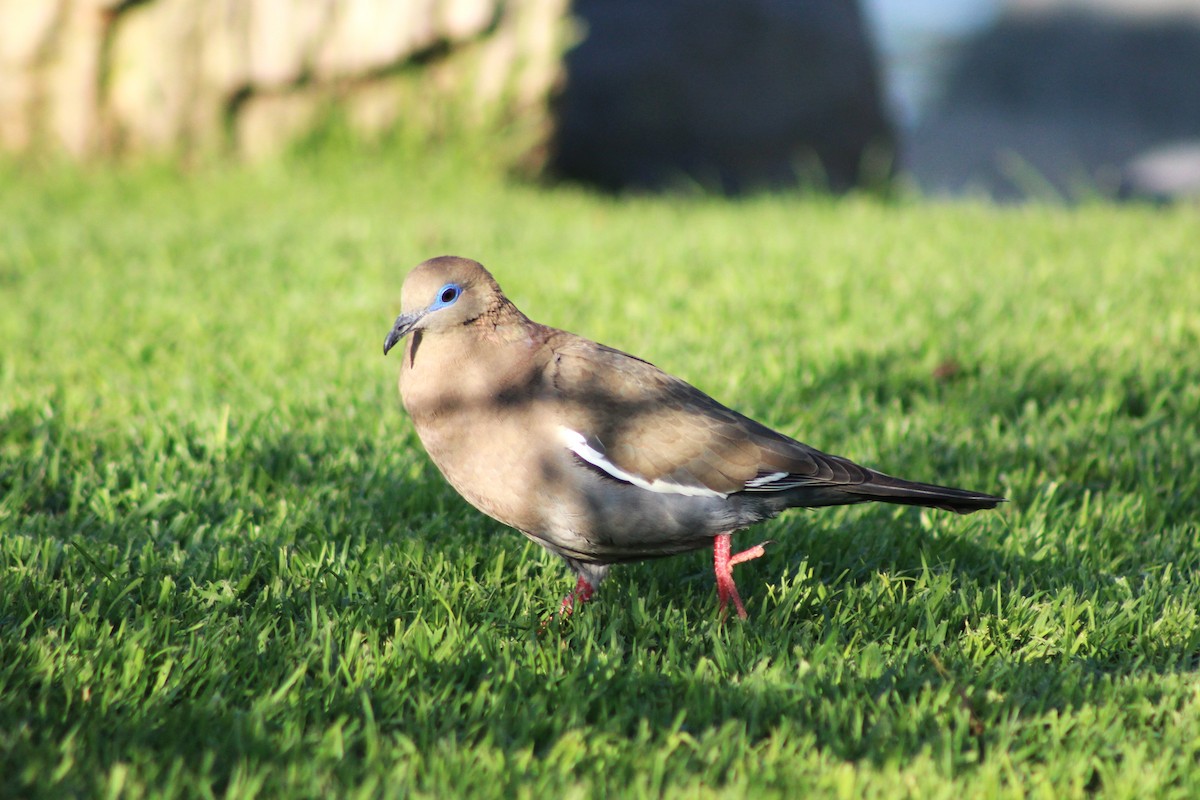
849,473,1005,514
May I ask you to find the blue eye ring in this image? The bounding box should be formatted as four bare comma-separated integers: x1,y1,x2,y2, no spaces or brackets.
434,283,461,308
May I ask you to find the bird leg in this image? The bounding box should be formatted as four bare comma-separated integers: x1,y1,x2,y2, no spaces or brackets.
538,576,596,634
559,575,595,616
713,533,767,620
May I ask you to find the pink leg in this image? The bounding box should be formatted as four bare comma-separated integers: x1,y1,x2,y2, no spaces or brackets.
713,533,767,620
558,575,595,617
539,576,597,634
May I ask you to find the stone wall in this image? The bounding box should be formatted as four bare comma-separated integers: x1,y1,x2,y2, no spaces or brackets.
0,0,568,160
1,0,895,194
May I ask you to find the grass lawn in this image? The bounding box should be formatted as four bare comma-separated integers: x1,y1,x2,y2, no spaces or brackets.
2,142,1199,798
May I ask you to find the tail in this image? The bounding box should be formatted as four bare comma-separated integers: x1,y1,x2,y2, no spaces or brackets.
848,472,1005,514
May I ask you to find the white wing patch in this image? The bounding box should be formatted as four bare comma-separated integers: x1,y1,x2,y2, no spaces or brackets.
745,471,788,488
742,472,816,492
559,427,728,498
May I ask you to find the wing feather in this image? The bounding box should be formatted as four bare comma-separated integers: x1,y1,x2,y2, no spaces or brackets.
548,336,875,496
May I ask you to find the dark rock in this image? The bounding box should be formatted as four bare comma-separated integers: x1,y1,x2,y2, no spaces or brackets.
907,8,1200,200
548,0,894,194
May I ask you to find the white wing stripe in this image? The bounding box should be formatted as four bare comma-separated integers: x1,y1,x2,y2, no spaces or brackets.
745,471,788,488
559,427,728,498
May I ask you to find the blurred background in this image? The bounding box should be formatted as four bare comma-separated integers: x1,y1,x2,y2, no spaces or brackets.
3,0,1199,201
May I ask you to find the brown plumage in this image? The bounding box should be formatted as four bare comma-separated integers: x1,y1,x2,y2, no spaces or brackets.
384,256,1004,619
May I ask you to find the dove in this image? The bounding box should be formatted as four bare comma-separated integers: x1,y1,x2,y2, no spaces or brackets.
384,256,1003,619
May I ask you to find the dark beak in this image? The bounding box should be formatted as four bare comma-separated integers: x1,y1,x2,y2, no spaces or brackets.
383,310,424,355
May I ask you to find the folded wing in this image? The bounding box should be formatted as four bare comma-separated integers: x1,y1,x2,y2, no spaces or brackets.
548,336,1003,513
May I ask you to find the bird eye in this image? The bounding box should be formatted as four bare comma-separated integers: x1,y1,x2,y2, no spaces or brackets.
437,284,460,305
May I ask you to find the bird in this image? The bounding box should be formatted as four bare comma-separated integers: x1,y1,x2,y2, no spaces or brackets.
383,256,1004,620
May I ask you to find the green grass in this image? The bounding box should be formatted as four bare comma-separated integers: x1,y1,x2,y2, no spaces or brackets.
2,144,1199,799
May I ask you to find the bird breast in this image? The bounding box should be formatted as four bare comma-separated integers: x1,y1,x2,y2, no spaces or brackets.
400,328,559,533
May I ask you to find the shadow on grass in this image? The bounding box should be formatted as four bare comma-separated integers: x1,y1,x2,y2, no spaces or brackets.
4,347,1198,790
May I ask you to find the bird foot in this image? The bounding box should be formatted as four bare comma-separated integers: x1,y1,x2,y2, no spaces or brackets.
538,576,595,634
713,533,768,620
559,575,595,615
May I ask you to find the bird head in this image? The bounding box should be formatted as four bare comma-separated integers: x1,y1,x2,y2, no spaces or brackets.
383,256,501,355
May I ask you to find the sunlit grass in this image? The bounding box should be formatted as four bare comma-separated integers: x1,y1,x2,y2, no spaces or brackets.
2,144,1198,798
